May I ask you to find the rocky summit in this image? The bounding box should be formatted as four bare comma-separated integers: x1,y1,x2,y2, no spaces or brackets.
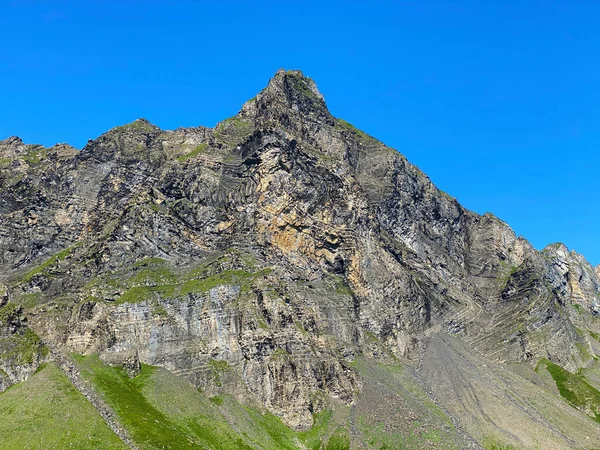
1,69,600,449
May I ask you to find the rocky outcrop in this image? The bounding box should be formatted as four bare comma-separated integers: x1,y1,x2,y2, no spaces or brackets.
543,243,600,311
0,303,47,391
50,348,138,449
1,69,599,431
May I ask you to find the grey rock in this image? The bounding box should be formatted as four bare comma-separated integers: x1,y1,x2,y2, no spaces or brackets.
0,69,599,434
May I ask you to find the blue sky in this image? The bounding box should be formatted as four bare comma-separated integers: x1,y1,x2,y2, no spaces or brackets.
1,1,598,265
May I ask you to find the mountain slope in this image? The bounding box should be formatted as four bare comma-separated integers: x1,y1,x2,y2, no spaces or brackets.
1,69,599,449
0,363,126,449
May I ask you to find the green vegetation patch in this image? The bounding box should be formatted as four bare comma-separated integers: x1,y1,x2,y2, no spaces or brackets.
13,292,42,309
86,252,271,306
19,244,78,284
324,429,350,450
114,119,157,133
0,303,48,366
0,327,49,365
218,401,334,450
0,156,13,168
180,269,258,295
74,354,210,449
210,395,224,406
111,269,263,305
335,119,378,145
0,363,126,449
150,303,168,317
537,358,600,422
177,143,209,162
297,409,333,450
0,303,21,324
287,75,320,100
328,274,353,296
73,355,336,450
116,285,178,305
23,146,50,164
482,437,516,450
495,261,520,287
576,342,593,362
208,358,232,387
572,303,585,314
214,115,254,144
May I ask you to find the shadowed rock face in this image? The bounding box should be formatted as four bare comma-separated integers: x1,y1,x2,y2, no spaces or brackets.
1,69,599,432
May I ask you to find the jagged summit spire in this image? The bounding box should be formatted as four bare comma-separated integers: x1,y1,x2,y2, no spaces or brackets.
267,68,325,101
240,69,331,124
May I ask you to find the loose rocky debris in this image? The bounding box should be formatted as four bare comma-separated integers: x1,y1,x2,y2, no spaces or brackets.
446,320,465,334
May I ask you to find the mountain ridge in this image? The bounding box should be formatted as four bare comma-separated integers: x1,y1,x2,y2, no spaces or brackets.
4,70,595,268
1,69,600,449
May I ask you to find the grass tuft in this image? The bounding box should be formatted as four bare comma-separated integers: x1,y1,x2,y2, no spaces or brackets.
19,245,78,284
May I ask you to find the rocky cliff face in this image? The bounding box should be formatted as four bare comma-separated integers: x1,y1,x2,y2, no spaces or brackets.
1,69,599,440
0,301,48,391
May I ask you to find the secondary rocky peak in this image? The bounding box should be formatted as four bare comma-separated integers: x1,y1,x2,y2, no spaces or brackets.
79,117,164,164
49,142,78,157
543,242,569,255
131,117,159,128
2,136,23,146
0,136,27,158
112,118,161,133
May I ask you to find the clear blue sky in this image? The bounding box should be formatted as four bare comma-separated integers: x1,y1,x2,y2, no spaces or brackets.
1,1,598,265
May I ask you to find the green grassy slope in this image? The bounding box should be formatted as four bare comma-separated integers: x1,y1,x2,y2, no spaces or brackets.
0,363,126,450
72,353,469,449
538,358,600,422
10,346,589,449
73,354,345,450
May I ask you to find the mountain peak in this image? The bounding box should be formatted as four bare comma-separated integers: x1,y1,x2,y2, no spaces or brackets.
241,69,330,123
2,136,23,145
268,68,325,101
117,118,160,132
3,69,600,449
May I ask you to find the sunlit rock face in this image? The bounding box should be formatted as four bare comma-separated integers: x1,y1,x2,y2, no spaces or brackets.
1,69,599,430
